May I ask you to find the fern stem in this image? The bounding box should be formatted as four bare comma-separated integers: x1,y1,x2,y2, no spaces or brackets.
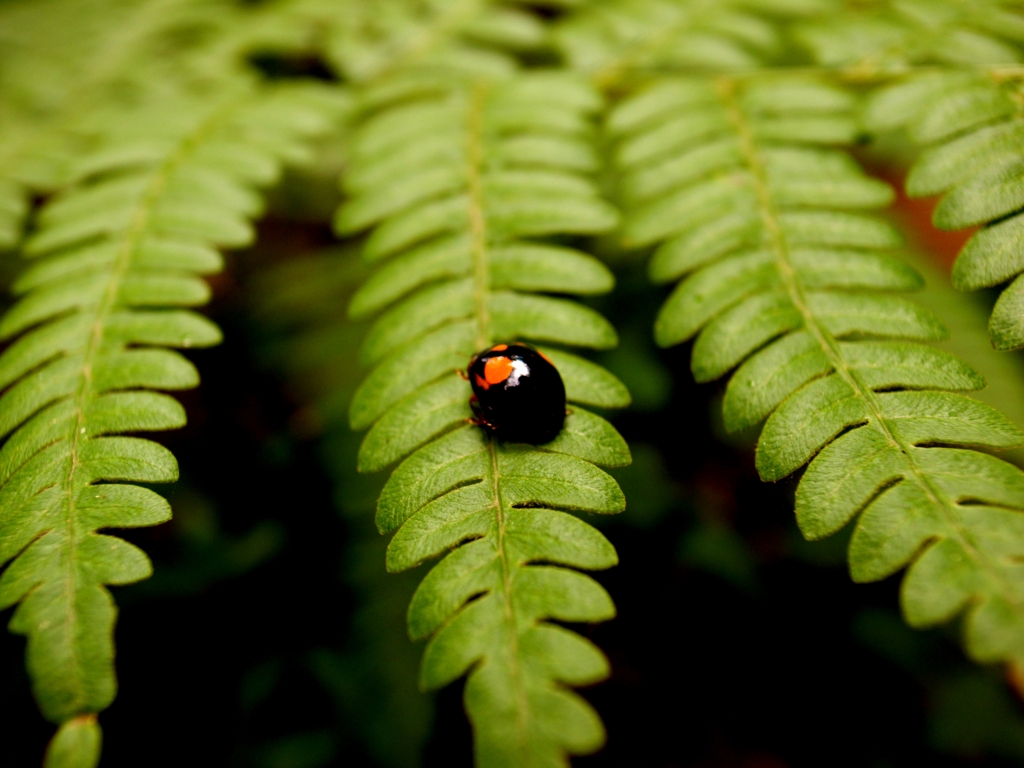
465,83,491,351
462,79,531,755
717,74,1022,613
488,440,531,758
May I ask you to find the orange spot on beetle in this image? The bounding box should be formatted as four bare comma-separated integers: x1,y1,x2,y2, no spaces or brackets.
474,373,490,391
491,343,508,351
484,356,514,385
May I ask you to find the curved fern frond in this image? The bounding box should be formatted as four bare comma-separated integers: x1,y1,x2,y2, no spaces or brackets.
0,81,342,746
341,72,633,766
794,0,1024,70
865,70,1024,351
612,73,1024,667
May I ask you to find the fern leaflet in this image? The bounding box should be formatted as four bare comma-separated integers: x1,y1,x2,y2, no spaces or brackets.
341,72,632,766
612,73,1024,667
0,81,342,751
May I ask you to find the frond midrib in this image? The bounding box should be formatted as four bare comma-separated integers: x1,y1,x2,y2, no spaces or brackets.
466,83,492,351
464,79,531,758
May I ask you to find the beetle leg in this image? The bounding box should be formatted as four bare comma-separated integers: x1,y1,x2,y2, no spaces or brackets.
467,397,494,430
469,396,484,419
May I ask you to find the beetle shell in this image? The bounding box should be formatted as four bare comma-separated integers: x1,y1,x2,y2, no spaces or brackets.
467,342,566,444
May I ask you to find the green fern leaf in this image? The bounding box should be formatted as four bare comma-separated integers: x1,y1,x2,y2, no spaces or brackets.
341,71,631,767
865,70,1024,350
42,714,102,768
613,73,1024,668
0,81,342,744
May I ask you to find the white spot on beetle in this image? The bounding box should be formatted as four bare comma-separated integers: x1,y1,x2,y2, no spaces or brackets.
506,359,530,387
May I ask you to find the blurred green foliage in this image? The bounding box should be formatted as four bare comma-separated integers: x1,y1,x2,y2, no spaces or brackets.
7,0,1024,766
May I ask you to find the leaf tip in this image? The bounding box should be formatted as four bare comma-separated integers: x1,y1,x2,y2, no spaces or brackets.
44,715,101,768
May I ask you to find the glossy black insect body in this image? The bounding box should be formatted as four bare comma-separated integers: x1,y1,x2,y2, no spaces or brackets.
467,342,566,444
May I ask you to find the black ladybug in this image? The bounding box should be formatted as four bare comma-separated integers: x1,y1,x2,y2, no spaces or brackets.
467,342,566,444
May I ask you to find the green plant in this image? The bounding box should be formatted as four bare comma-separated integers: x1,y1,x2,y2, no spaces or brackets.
8,1,1024,766
340,71,632,766
0,70,344,761
614,69,1024,669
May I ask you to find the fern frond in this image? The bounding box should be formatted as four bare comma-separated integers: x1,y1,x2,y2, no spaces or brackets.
864,70,1024,351
0,81,342,744
794,0,1024,70
341,72,632,766
613,73,1024,667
